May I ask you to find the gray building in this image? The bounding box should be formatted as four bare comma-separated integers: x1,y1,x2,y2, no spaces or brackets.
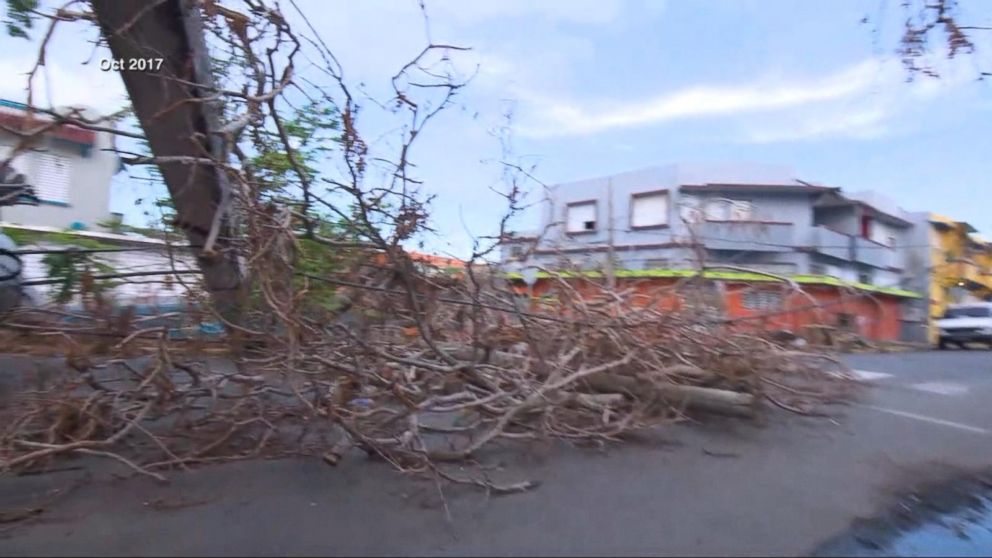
898,211,937,343
0,100,120,231
501,163,912,290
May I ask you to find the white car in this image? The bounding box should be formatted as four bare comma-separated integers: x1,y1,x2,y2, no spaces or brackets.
936,302,992,350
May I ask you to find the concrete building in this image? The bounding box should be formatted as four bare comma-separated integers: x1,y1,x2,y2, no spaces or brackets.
500,163,921,342
0,99,120,231
502,163,911,284
901,213,992,343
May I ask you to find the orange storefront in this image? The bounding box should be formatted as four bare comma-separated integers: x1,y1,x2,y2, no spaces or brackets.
511,273,914,342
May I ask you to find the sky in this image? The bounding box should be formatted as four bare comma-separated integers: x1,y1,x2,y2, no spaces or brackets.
1,0,991,258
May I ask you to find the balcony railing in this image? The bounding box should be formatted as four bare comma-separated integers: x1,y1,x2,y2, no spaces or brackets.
854,237,901,269
948,259,982,283
807,226,851,261
695,221,795,252
807,226,901,269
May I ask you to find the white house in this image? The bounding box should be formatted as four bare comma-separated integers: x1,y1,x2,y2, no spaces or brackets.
0,99,121,231
0,100,203,308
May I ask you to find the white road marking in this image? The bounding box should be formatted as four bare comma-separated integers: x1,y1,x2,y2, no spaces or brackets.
860,404,990,435
909,381,970,396
851,370,894,382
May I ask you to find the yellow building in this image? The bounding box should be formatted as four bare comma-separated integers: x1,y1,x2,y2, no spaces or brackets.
966,234,992,295
924,214,992,342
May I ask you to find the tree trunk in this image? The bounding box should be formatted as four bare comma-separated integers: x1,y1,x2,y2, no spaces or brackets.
582,371,756,418
91,0,245,325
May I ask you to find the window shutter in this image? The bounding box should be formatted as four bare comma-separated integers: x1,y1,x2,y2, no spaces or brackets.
631,192,668,228
566,202,596,232
32,152,71,204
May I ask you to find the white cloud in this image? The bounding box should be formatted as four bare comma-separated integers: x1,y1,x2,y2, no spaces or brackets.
743,106,891,144
514,59,895,138
737,57,977,144
510,55,981,142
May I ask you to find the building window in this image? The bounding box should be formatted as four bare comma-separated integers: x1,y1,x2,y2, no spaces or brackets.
705,198,752,221
509,245,524,259
809,263,827,275
742,289,784,311
630,191,669,229
565,201,597,233
32,152,71,204
858,271,872,284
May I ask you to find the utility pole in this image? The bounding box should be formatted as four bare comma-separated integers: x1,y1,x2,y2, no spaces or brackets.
91,0,245,326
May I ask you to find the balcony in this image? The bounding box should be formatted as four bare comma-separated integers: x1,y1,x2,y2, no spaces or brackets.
807,226,851,261
695,221,794,252
854,237,901,269
807,227,901,269
948,259,982,284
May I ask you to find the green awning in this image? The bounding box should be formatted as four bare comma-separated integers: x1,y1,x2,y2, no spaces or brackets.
505,269,921,298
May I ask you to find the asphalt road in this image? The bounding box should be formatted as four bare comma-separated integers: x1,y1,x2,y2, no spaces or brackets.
2,350,992,557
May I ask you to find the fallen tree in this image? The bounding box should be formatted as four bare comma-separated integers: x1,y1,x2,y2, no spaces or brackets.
0,0,859,493
0,271,858,491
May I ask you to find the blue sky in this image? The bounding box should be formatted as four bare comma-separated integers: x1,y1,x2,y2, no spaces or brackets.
2,0,990,257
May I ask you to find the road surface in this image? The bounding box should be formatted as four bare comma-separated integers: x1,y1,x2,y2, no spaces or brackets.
2,350,992,556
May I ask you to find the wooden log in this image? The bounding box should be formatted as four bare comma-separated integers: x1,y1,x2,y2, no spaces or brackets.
581,372,755,418
658,385,755,418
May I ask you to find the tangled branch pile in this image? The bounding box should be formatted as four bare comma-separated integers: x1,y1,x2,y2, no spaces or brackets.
1,0,858,490
0,271,857,489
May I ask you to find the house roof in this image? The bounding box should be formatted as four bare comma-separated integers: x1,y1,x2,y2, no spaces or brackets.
929,214,977,233
0,100,97,147
408,251,466,270
371,250,467,271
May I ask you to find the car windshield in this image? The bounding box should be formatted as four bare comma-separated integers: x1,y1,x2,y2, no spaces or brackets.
942,306,992,319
